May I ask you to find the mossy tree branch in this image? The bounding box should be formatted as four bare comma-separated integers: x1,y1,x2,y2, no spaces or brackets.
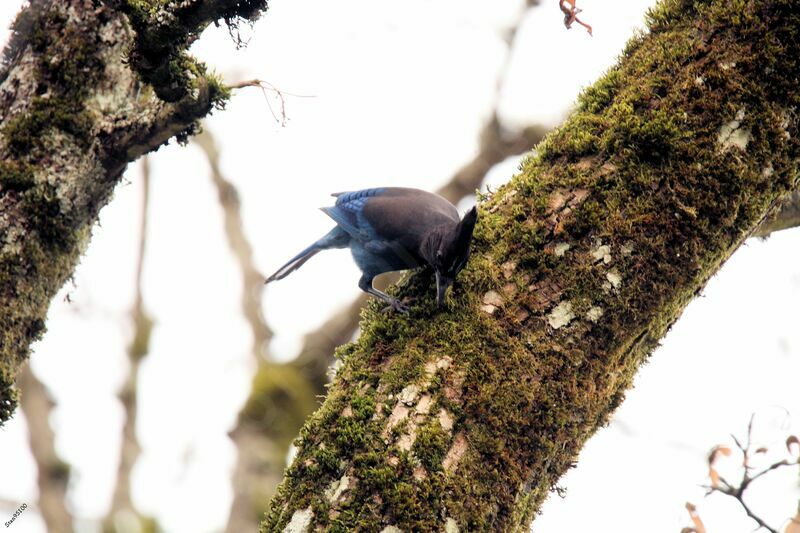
0,0,268,424
263,1,800,530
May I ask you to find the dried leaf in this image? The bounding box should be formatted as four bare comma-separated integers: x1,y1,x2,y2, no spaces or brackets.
708,467,720,488
787,435,800,457
558,0,593,35
685,502,707,533
755,447,768,454
708,445,732,467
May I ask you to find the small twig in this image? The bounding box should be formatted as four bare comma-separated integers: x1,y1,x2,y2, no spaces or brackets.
699,413,800,533
732,493,778,533
227,79,314,127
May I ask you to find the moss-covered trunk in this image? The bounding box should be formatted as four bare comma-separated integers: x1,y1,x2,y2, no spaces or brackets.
263,1,800,531
0,0,268,423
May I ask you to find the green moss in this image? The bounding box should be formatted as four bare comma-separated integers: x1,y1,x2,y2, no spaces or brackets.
412,421,450,472
120,0,267,102
1,6,100,156
0,161,35,192
206,70,232,110
0,2,110,423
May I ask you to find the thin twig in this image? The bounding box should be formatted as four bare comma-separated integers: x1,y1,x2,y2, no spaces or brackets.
227,79,314,126
701,413,800,533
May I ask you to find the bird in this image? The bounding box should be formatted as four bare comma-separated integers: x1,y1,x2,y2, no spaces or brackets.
264,187,478,312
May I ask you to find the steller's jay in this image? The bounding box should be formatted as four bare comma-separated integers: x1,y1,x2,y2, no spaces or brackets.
265,187,478,312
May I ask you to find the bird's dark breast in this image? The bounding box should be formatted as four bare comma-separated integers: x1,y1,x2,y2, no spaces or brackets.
350,240,422,276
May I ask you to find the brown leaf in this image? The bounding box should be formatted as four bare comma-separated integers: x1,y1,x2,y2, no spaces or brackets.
708,445,732,467
708,467,720,488
755,447,768,454
559,0,593,35
787,435,800,457
685,502,707,533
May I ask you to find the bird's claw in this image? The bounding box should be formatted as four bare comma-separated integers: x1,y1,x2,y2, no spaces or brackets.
382,298,412,314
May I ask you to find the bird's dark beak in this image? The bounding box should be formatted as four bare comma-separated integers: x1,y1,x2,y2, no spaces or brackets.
435,271,453,307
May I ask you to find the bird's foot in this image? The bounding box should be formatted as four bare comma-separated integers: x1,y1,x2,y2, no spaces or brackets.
381,297,413,314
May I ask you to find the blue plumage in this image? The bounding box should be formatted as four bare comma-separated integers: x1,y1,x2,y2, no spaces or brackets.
265,187,478,312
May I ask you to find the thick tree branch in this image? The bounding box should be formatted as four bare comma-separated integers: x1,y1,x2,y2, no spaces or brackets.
118,0,267,101
263,1,800,530
0,0,267,423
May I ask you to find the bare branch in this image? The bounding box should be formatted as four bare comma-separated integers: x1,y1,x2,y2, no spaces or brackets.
105,157,153,532
194,129,272,358
17,366,71,533
700,415,800,533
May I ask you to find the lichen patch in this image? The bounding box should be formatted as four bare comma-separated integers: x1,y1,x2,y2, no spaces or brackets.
445,517,460,533
717,108,751,150
501,260,518,279
324,475,351,504
586,306,604,323
591,240,612,264
553,242,571,256
397,385,418,406
606,270,622,290
282,507,312,533
436,357,452,371
547,301,575,329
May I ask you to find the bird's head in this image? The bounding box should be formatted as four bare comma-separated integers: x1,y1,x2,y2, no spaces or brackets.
431,206,478,307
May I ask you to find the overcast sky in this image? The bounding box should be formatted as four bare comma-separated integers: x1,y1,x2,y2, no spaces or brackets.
0,1,798,532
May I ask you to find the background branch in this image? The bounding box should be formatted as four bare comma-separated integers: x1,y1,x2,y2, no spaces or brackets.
17,366,71,533
104,157,153,532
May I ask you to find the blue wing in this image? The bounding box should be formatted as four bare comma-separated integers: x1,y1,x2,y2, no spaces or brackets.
321,188,387,241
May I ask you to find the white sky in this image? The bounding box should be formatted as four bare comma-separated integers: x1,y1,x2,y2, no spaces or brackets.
0,0,798,532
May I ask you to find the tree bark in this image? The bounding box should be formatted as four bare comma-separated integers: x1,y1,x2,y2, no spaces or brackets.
0,0,268,424
263,1,800,531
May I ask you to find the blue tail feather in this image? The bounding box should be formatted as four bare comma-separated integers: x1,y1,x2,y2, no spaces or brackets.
264,226,350,284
